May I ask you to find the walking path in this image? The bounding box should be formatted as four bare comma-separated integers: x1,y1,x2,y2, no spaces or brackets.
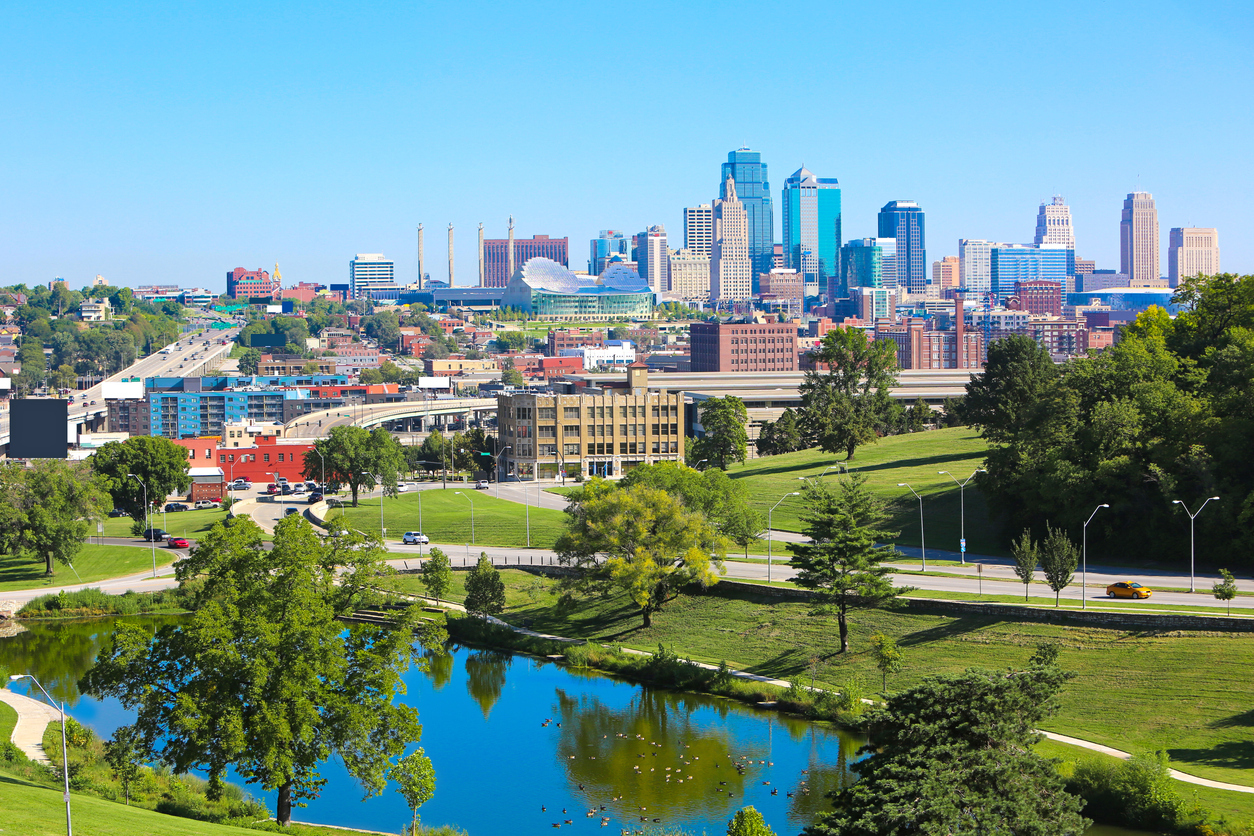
0,686,61,764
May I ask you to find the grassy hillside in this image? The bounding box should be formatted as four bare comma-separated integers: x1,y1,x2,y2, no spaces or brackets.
729,427,997,554
0,545,177,593
342,488,568,548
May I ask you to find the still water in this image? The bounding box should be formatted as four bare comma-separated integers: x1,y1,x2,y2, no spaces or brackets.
0,618,1152,836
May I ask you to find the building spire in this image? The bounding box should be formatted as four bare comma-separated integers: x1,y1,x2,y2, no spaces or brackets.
507,215,516,278
417,223,424,289
447,223,454,287
478,222,485,288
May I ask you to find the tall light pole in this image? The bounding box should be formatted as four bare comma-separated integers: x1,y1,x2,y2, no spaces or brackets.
361,471,384,544
767,492,800,583
898,483,926,571
1173,496,1219,593
312,445,325,489
454,490,475,544
492,445,511,486
1082,503,1110,609
10,673,71,835
127,473,156,577
938,468,986,564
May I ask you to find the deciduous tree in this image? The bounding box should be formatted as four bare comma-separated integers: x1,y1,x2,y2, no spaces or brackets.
104,725,143,805
871,632,903,693
464,553,506,616
799,328,899,460
421,547,452,604
91,436,192,521
303,425,403,506
1212,568,1237,615
1039,524,1078,607
691,396,749,470
1011,528,1038,602
80,516,434,826
391,748,436,836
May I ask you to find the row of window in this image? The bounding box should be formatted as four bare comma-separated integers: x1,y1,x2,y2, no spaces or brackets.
535,404,680,420
509,423,679,438
535,442,681,457
217,451,295,464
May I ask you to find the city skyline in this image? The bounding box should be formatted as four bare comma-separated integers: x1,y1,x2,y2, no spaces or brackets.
2,1,1250,291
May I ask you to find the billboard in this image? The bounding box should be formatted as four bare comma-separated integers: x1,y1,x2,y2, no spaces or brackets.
249,333,287,348
10,399,69,459
101,381,144,400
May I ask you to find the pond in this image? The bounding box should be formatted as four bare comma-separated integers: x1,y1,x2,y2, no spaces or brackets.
0,617,1154,836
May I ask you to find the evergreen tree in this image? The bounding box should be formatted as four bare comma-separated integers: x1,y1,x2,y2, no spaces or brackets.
464,553,506,616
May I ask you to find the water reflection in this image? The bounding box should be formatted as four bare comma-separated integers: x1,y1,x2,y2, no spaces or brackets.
423,647,454,691
463,649,511,718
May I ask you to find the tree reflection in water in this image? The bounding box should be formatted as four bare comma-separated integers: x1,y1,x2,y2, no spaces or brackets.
423,646,454,691
463,649,511,718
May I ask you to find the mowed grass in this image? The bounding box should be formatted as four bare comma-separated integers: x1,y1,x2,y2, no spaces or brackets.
101,507,227,538
0,545,176,593
341,489,569,548
0,699,16,742
730,427,995,553
455,569,1254,790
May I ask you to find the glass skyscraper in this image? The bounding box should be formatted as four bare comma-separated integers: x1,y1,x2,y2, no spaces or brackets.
990,245,1070,299
877,200,926,294
839,238,896,298
589,230,631,275
720,148,774,288
782,167,841,301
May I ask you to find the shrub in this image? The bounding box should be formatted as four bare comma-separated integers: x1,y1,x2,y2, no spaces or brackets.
1069,751,1184,832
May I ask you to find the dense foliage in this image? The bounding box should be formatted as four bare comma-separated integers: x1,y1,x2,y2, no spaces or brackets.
0,459,110,575
799,328,900,460
90,435,192,520
689,395,749,469
964,274,1254,564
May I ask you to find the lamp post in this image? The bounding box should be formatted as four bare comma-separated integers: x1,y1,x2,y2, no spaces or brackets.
492,445,512,487
938,468,986,564
361,471,384,544
312,445,325,490
695,459,708,471
454,491,475,544
1172,496,1220,593
10,673,72,835
898,483,926,571
767,492,800,583
1082,503,1110,609
127,474,156,578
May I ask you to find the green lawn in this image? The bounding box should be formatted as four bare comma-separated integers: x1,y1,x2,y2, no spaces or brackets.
729,427,995,553
0,545,176,593
459,569,1254,791
341,489,568,548
0,699,16,742
101,507,227,538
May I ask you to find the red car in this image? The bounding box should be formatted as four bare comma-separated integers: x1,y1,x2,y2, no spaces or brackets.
266,483,279,495
167,536,190,549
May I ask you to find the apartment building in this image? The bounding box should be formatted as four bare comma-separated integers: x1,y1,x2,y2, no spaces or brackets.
497,364,683,480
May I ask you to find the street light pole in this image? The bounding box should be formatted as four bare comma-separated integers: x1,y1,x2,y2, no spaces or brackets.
454,491,475,544
127,474,156,578
312,445,325,490
1173,496,1220,592
1082,503,1110,609
938,468,986,564
492,445,512,487
10,673,72,835
767,492,800,583
898,483,926,571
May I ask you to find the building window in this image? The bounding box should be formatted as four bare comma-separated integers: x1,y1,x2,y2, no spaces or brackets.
219,454,226,463
620,405,627,417
563,425,580,437
620,442,627,454
652,424,659,435
652,442,660,453
587,443,595,455
264,453,270,463
564,443,579,456
564,407,580,420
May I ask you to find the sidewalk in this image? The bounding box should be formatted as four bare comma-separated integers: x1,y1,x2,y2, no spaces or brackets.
0,686,61,764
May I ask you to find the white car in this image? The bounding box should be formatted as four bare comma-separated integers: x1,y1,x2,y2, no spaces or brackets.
402,531,429,545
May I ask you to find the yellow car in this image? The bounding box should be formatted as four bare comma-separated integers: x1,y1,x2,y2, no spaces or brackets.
1106,581,1153,599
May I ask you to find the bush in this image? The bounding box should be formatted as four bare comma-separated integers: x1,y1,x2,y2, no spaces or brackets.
18,586,187,618
1069,751,1185,832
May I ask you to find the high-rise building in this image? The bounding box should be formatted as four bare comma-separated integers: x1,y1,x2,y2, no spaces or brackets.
710,176,752,305
782,166,841,300
959,239,1001,297
1034,196,1076,248
721,149,774,282
759,268,803,317
1013,280,1063,316
639,225,670,294
1168,228,1220,286
348,255,397,300
483,233,569,287
1121,192,1160,285
932,256,960,295
990,245,1070,299
590,230,632,275
683,205,713,257
668,249,711,306
878,200,926,294
839,238,896,298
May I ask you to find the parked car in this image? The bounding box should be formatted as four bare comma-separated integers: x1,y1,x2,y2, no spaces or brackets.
266,483,279,495
107,508,127,517
292,484,306,494
280,484,294,495
193,500,220,510
307,491,324,504
1106,581,1153,599
304,481,318,491
402,531,429,545
284,506,299,517
475,480,490,490
165,502,188,512
229,479,249,491
142,528,168,542
166,536,190,548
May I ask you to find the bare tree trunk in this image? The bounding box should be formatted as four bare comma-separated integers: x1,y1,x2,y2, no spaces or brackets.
277,780,293,826
838,598,849,653
45,551,53,576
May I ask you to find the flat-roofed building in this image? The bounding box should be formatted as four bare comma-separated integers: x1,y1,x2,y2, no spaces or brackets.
1168,227,1220,286
690,318,798,373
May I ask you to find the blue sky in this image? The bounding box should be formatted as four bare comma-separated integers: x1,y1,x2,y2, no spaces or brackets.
2,0,1251,292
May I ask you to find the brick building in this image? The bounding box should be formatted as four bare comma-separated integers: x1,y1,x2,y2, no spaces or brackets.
690,319,798,373
497,365,683,481
258,355,337,376
173,433,316,486
226,267,281,300
483,235,570,287
1014,280,1063,316
546,329,604,356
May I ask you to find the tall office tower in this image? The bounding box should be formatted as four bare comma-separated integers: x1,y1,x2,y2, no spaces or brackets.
839,238,896,299
590,230,632,275
1168,228,1220,286
1121,192,1160,284
483,230,569,286
668,249,711,306
878,200,927,294
959,239,1000,297
348,254,397,300
639,225,670,294
1034,196,1076,247
720,148,774,284
417,224,424,289
932,256,960,294
990,245,1070,299
478,223,485,287
782,167,841,300
710,176,752,304
683,205,713,256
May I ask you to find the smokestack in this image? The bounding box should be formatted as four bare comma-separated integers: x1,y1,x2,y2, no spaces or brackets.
478,223,485,288
507,215,515,279
417,223,424,289
447,223,454,287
